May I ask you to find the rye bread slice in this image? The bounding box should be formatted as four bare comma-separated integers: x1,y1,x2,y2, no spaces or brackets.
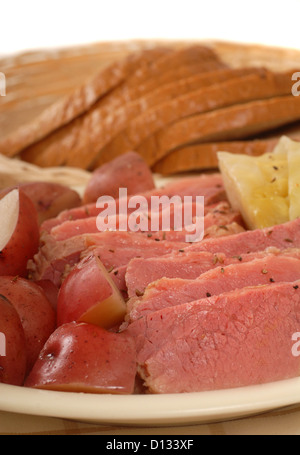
94,69,296,166
152,138,279,175
136,95,300,166
20,46,227,168
91,67,266,168
153,123,300,175
21,67,291,169
98,45,228,110
0,47,172,159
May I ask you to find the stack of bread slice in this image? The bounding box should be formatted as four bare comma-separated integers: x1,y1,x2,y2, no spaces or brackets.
1,40,300,175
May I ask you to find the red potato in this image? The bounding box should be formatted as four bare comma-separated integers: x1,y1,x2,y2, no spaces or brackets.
18,182,82,225
35,280,59,311
57,254,126,330
25,322,137,394
1,182,82,226
0,188,39,277
83,151,155,204
0,294,27,385
0,276,56,374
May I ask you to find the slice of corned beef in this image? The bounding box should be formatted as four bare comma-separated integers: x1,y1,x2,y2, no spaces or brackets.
202,222,244,239
28,231,187,286
126,251,229,298
27,233,87,286
127,280,300,393
49,200,241,241
186,218,300,255
30,217,243,289
127,255,300,321
155,173,225,201
125,247,300,298
40,173,226,233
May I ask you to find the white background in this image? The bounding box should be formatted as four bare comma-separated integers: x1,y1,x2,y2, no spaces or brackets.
0,0,300,56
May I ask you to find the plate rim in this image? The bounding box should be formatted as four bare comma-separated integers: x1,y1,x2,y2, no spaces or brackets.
1,377,300,426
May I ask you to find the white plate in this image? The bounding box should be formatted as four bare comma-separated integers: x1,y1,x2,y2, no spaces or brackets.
2,173,300,426
1,378,300,426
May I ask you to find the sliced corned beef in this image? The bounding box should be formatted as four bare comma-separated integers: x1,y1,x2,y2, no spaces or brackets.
41,173,226,233
28,231,187,286
30,217,243,288
186,218,300,255
49,201,241,241
127,255,300,321
127,280,300,393
126,251,229,299
125,247,300,298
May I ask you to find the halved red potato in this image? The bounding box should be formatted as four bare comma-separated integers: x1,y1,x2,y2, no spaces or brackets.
83,151,155,204
0,276,56,374
25,322,137,394
0,294,27,385
57,254,126,329
0,188,39,277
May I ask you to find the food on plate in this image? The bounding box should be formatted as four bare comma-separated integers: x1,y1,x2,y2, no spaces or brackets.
283,137,300,221
126,254,300,322
94,67,269,167
0,188,39,276
125,246,300,300
41,172,226,234
1,182,82,226
2,38,300,398
137,95,300,167
0,47,172,159
151,138,279,175
0,294,27,386
28,230,188,288
57,253,126,329
35,280,59,311
218,148,289,229
0,276,56,373
20,45,226,169
151,121,300,175
49,200,242,242
83,151,155,204
127,280,300,393
18,182,82,225
2,42,300,176
0,152,91,193
218,137,300,229
98,68,296,164
2,133,300,395
25,322,137,394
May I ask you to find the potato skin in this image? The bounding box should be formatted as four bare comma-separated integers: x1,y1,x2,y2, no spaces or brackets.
0,276,56,374
25,322,137,394
0,294,27,386
35,280,59,311
0,189,40,277
18,182,82,225
57,254,126,330
83,151,155,204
